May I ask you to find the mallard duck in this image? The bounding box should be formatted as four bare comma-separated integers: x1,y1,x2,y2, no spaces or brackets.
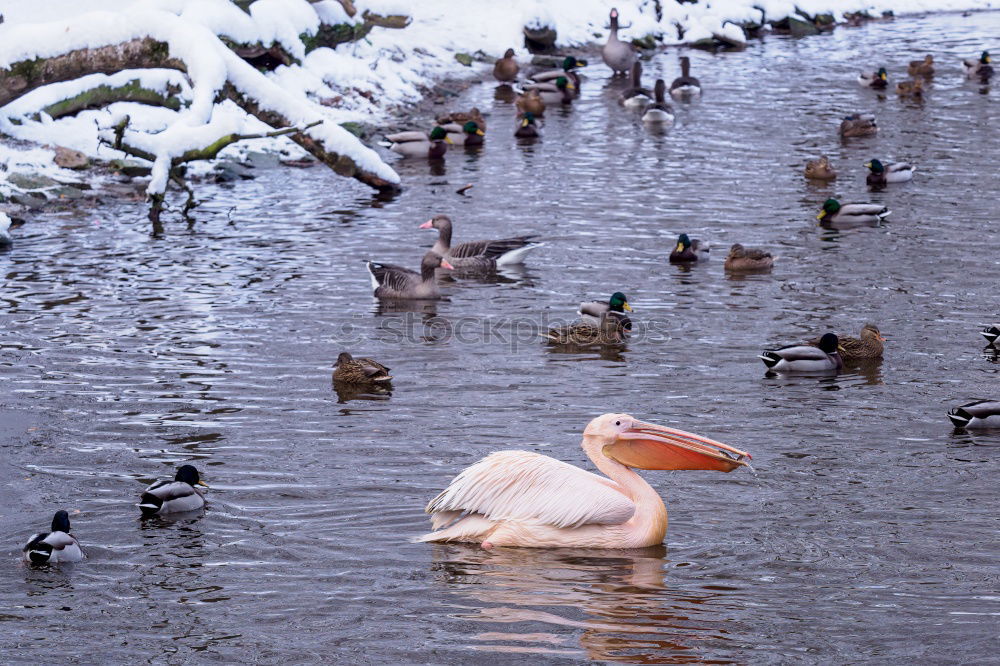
515,88,546,116
493,48,519,82
436,108,486,131
22,510,84,564
619,61,651,110
579,292,633,329
896,79,923,97
669,56,701,98
523,76,574,105
443,121,485,147
602,8,637,76
669,233,708,263
948,400,1000,428
804,156,837,180
907,55,934,77
760,333,843,373
514,112,542,138
530,56,587,88
366,251,454,300
816,199,891,226
419,214,541,269
858,67,888,89
963,51,993,80
840,113,877,138
0,212,12,246
811,323,884,361
865,159,914,188
138,465,208,517
642,79,674,125
724,244,774,271
333,352,392,384
387,126,451,158
981,325,1000,347
544,312,629,345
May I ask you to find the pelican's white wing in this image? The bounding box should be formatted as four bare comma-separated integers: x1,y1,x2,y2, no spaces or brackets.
425,450,635,529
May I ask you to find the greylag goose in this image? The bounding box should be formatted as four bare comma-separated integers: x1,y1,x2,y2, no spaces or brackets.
419,215,541,269
602,8,637,76
670,56,702,98
619,62,651,110
641,80,674,125
366,251,453,299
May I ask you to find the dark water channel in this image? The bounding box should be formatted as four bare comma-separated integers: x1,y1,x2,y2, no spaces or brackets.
2,11,999,663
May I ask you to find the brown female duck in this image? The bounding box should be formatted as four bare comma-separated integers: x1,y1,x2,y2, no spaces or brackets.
493,49,519,82
333,353,392,384
810,323,884,362
724,244,774,271
907,55,934,77
839,113,877,138
804,156,837,180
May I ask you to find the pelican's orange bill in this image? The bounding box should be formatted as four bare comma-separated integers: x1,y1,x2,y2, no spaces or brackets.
605,421,750,472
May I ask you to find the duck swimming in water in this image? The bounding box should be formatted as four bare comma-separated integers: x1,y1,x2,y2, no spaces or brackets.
23,510,85,564
760,333,844,373
139,465,208,517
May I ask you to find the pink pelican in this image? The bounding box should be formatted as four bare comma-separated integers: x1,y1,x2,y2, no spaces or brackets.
418,413,750,549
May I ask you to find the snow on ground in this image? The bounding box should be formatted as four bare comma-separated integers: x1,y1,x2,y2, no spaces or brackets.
0,0,995,199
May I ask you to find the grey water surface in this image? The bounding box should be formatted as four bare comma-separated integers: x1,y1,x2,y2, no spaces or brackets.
2,11,999,664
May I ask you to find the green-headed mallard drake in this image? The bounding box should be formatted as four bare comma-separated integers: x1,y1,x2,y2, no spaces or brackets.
804,156,837,180
840,113,877,138
907,55,934,77
963,51,993,80
896,79,923,97
494,48,519,82
642,79,674,125
811,323,884,361
387,126,451,158
139,465,208,517
366,251,454,300
948,400,1000,429
515,112,542,138
865,159,914,188
524,76,574,105
23,510,84,564
544,312,629,345
858,67,888,89
419,214,541,269
602,7,637,76
669,56,702,98
981,324,1000,347
443,121,485,147
669,233,709,263
579,292,633,329
620,61,651,110
724,244,774,271
333,352,392,384
760,333,843,373
516,88,546,117
816,199,891,226
530,55,587,88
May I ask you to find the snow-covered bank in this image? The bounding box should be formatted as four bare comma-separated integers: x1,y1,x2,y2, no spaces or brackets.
0,0,996,208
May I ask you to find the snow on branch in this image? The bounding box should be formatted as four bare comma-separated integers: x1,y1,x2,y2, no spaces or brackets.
0,0,402,218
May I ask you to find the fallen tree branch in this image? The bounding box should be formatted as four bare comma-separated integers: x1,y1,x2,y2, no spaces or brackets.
0,37,184,107
41,78,182,119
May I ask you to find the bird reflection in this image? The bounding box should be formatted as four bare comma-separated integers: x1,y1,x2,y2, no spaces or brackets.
429,544,737,662
333,380,392,403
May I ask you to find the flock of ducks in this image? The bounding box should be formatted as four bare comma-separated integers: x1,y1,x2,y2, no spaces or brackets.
19,12,997,558
22,465,207,564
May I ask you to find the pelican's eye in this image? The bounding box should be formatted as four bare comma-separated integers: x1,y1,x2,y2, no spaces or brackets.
615,420,621,426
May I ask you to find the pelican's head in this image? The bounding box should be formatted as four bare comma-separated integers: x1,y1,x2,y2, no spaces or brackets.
584,413,751,472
